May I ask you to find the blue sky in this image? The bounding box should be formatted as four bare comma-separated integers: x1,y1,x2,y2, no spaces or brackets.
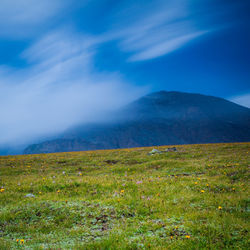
0,0,250,147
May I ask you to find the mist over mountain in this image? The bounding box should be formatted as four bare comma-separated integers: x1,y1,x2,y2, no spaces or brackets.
23,91,250,154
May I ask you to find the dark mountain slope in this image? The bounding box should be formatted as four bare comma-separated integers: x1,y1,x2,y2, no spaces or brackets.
122,91,250,122
24,91,250,154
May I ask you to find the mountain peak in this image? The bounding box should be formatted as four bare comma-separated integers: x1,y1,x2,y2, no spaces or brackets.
24,91,250,154
134,90,208,106
145,90,182,98
137,90,248,109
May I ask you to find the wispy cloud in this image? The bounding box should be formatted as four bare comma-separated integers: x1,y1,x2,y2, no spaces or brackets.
0,29,147,146
230,94,250,108
106,0,214,61
0,0,73,38
127,30,209,62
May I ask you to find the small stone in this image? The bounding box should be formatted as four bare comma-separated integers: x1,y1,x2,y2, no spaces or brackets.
165,147,177,152
148,148,162,155
25,193,35,198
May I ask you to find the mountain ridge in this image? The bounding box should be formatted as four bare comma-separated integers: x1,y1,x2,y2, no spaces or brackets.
24,91,250,154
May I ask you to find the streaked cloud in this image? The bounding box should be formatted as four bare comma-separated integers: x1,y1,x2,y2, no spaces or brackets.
0,30,147,146
0,0,73,38
230,94,250,108
108,0,215,61
127,31,209,62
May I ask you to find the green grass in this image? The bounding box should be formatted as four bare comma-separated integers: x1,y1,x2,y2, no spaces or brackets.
0,143,249,249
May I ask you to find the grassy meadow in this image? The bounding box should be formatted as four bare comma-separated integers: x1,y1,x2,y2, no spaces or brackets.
0,143,249,249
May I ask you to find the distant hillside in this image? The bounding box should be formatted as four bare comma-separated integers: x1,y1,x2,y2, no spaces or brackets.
24,91,250,154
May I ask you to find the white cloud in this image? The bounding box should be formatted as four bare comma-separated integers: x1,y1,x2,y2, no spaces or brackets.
230,94,250,108
107,0,215,61
0,30,148,146
128,31,209,61
0,0,73,38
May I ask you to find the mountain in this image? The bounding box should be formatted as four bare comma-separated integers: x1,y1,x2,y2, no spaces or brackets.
24,91,250,154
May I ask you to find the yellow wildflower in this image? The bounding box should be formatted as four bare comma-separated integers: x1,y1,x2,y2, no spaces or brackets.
0,188,4,193
185,235,190,239
218,206,222,210
120,190,125,193
16,239,19,243
201,190,205,193
194,182,198,185
20,239,24,244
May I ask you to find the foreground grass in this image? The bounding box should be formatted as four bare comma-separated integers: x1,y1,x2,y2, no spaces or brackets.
0,143,249,249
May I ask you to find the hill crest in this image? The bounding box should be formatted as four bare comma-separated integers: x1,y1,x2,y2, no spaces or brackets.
24,91,250,154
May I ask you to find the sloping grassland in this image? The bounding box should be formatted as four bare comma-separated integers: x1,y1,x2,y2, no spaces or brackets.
0,143,249,249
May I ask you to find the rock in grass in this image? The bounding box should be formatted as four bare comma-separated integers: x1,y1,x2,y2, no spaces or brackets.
148,148,162,155
25,193,35,198
148,147,178,155
165,147,177,152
